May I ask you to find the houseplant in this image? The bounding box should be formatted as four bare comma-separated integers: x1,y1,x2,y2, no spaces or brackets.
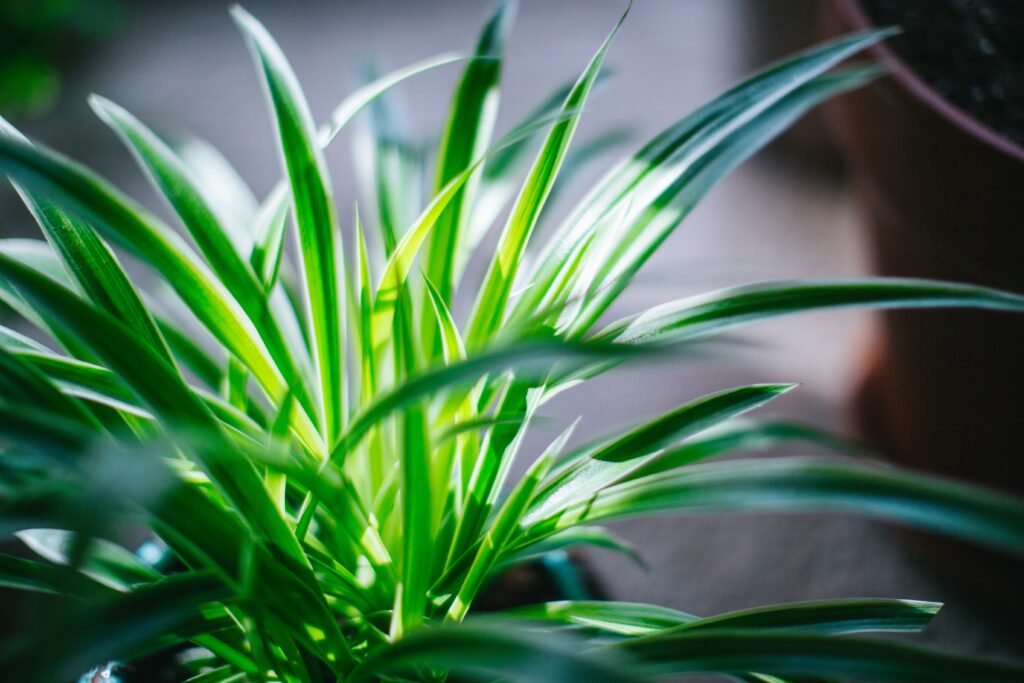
1,3,1024,681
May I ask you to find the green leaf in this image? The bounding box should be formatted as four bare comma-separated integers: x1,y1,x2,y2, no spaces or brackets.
423,273,472,528
91,96,318,418
349,624,636,683
621,420,856,483
507,598,940,638
89,96,259,308
464,70,611,276
541,128,632,213
353,212,376,402
0,259,171,408
446,421,561,622
532,456,1024,556
18,189,173,364
0,553,117,599
435,412,535,446
1,116,174,366
0,323,48,353
599,278,1024,344
250,51,468,286
9,345,264,441
233,5,345,444
516,29,894,327
358,63,422,257
423,0,514,325
497,526,646,572
257,451,394,575
0,571,229,681
529,384,796,523
437,412,575,605
367,104,593,353
666,598,942,636
16,528,159,591
369,153,488,347
466,6,628,350
157,318,225,390
250,184,291,288
0,236,226,392
562,68,882,336
3,435,348,673
322,53,469,149
171,133,259,251
183,666,247,683
481,72,608,185
0,242,123,363
0,398,91,454
396,398,431,633
0,133,319,448
0,254,309,565
423,274,468,364
0,344,96,429
616,629,1024,682
505,600,696,636
331,337,654,463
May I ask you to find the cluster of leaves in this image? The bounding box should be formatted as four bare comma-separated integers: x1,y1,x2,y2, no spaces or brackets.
1,3,1024,681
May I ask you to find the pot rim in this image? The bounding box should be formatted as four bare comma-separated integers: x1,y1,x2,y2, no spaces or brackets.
835,0,1024,163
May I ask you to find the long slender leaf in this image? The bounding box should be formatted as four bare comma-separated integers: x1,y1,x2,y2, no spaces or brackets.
616,629,1024,682
0,571,228,681
507,598,940,638
89,96,318,421
600,278,1024,344
16,528,159,591
0,553,116,599
1,116,174,365
0,254,310,563
250,52,469,285
528,384,796,523
563,68,883,336
0,134,320,447
497,525,645,572
446,422,562,622
527,456,1024,556
423,0,514,323
463,70,611,277
331,337,653,465
0,236,227,392
233,5,345,444
7,344,265,441
466,6,628,349
171,133,259,250
349,624,636,683
515,29,895,326
622,420,856,483
0,344,96,429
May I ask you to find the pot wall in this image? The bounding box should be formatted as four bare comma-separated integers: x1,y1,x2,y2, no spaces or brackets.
822,0,1024,496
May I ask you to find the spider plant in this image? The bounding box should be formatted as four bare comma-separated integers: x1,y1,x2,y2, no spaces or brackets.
1,3,1023,681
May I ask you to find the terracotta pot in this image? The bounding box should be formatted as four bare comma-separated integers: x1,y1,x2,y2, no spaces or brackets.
821,0,1024,597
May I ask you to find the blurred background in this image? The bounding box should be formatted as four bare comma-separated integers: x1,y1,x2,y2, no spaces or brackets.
1,0,1021,664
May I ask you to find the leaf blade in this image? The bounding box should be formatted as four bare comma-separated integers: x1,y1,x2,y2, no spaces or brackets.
233,5,344,443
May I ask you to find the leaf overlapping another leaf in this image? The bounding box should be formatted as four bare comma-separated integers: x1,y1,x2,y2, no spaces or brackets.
2,6,1023,683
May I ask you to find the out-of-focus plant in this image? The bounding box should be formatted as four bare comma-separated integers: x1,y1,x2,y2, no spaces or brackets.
1,3,1023,681
0,0,120,116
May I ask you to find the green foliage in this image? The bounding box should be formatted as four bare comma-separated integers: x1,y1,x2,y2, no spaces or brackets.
1,4,1023,682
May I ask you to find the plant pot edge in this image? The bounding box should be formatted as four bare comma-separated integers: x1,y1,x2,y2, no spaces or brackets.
832,0,1024,164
